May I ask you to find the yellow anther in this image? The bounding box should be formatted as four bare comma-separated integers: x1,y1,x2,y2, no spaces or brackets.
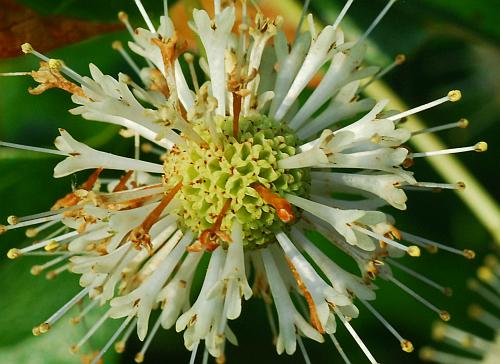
401,339,414,353
25,228,38,238
395,54,406,65
474,141,487,152
407,245,421,257
115,341,126,353
7,215,18,225
458,118,469,128
7,248,21,259
447,90,462,102
112,40,123,51
478,266,494,283
21,43,34,54
468,304,482,319
183,53,194,63
134,352,144,363
44,241,60,252
30,265,42,276
439,311,450,321
463,249,476,259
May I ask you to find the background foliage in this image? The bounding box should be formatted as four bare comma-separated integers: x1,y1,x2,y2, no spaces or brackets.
0,0,498,363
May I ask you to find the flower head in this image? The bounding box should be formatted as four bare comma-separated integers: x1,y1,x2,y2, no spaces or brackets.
0,0,488,363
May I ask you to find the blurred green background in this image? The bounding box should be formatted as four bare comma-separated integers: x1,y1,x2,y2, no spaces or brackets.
0,0,499,363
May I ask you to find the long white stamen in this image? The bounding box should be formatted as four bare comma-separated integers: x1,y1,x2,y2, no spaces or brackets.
468,305,500,330
412,118,468,136
361,300,413,353
387,258,451,296
329,334,352,364
467,279,500,309
163,0,169,17
91,315,134,364
400,231,475,259
26,219,61,238
71,297,100,324
297,335,312,364
351,225,420,257
419,347,482,364
202,346,209,364
388,90,462,121
34,286,91,335
359,0,397,43
332,0,355,30
141,143,165,156
0,141,68,157
31,254,71,276
16,207,74,223
188,342,199,364
8,230,78,259
46,262,70,279
134,0,156,33
390,276,450,321
214,0,221,15
432,322,492,355
294,0,311,40
118,12,137,40
184,53,199,92
0,72,32,76
21,43,88,86
115,317,138,353
112,41,143,79
334,307,379,364
3,214,62,232
401,181,465,191
135,315,163,363
264,302,278,342
360,54,405,92
410,142,487,158
72,311,111,353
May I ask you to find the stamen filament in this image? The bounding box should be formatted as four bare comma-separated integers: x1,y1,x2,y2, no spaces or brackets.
71,297,100,324
91,315,134,364
401,181,465,192
387,90,462,121
0,72,32,77
0,141,68,157
351,225,420,257
360,54,405,92
329,334,352,364
412,118,468,136
188,342,199,364
400,231,475,259
294,0,311,41
297,335,312,364
31,254,71,276
135,315,163,363
183,53,199,92
389,276,450,321
8,230,78,259
359,0,397,43
468,305,500,330
334,307,379,364
26,219,60,238
332,0,355,30
467,279,500,309
410,142,487,158
3,214,61,231
112,41,143,79
33,286,91,335
72,311,111,353
420,347,482,364
134,0,156,33
387,258,452,296
361,300,414,352
115,317,138,353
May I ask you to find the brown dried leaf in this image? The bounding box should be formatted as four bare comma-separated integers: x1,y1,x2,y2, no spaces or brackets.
0,0,122,59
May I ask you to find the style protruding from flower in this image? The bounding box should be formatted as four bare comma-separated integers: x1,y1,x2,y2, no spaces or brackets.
0,0,487,363
420,253,500,364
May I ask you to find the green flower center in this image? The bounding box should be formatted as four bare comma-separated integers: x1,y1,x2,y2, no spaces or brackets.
163,114,309,249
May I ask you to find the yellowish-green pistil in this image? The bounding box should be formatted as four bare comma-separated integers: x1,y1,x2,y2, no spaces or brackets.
163,115,309,248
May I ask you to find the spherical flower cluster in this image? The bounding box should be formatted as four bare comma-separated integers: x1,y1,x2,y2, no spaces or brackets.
0,0,487,363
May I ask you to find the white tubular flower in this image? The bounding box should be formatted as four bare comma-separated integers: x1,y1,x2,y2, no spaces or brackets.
175,247,225,349
286,194,385,251
110,231,194,340
192,7,235,115
54,128,164,177
208,220,252,320
261,248,324,355
311,171,411,210
275,230,353,333
2,1,484,363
